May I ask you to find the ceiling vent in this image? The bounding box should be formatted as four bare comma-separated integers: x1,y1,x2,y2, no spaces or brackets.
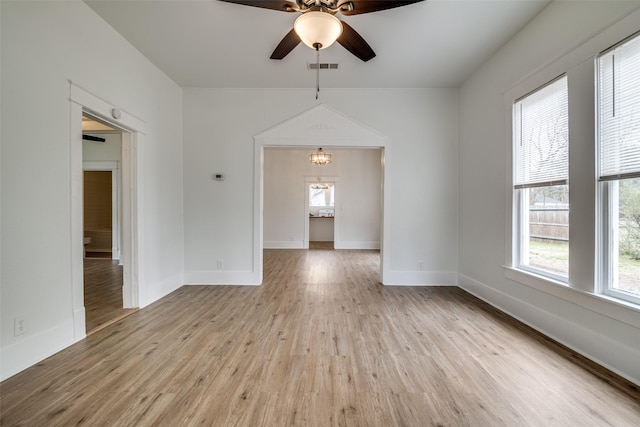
308,63,339,70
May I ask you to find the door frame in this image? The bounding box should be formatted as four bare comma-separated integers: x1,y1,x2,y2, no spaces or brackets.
253,105,390,285
70,82,144,339
304,176,338,248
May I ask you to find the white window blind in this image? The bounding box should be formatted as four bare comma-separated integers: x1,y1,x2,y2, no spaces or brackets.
514,76,569,189
599,33,640,181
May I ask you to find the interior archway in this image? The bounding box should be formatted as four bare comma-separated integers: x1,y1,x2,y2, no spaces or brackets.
253,104,390,284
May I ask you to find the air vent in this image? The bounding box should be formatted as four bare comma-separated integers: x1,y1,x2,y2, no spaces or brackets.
308,63,339,70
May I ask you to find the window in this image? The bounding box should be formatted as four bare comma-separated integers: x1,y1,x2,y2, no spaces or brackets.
513,76,569,280
309,183,334,207
598,32,640,304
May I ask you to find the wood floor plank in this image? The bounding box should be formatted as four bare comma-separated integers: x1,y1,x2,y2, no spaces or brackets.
2,248,639,426
84,258,137,334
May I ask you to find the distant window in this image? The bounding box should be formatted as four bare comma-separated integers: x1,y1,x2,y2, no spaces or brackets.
309,183,334,207
597,32,640,304
513,76,569,280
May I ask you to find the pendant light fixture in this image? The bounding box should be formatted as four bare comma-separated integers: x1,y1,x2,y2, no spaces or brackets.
309,147,332,165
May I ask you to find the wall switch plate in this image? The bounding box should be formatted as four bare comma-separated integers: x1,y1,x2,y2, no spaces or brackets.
14,318,27,336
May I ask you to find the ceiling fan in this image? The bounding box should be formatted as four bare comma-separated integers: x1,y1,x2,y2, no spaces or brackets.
218,0,425,62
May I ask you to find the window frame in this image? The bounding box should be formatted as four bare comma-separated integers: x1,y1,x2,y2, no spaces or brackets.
502,12,640,328
512,75,570,283
598,179,640,306
596,31,640,306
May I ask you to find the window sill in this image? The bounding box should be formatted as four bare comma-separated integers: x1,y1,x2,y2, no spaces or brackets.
504,266,640,329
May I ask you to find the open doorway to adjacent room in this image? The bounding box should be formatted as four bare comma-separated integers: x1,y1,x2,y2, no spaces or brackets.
263,147,382,253
307,180,335,250
82,114,136,334
254,104,390,285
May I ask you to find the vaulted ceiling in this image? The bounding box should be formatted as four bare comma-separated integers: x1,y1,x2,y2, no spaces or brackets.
85,0,550,89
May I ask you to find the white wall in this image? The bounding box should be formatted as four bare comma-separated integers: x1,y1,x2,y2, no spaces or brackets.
183,88,458,285
0,1,184,380
309,218,334,242
82,134,122,162
459,1,640,384
264,147,381,249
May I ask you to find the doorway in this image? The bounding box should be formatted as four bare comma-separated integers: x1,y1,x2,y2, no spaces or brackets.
254,104,390,285
70,83,143,340
82,115,135,334
307,180,335,250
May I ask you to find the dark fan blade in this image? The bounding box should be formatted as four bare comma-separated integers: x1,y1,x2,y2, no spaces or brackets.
338,0,424,16
337,21,375,62
271,28,301,59
218,0,298,13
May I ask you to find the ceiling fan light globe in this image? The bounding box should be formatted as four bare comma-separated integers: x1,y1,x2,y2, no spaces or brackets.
294,11,343,50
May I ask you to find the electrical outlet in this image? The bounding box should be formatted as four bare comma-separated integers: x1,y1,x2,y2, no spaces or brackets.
417,260,424,270
14,318,27,336
217,259,223,270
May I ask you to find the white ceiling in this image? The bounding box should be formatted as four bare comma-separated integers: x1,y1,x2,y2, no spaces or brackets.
85,0,550,89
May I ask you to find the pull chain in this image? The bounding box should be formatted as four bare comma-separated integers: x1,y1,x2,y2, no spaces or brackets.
315,44,320,100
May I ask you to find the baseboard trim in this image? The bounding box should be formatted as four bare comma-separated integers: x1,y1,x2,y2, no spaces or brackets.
264,241,381,250
73,307,86,341
184,270,261,286
458,273,640,386
383,270,457,286
1,320,76,382
264,241,304,249
334,241,380,250
139,273,184,308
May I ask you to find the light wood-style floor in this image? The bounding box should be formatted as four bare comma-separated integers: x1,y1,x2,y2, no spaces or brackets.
84,257,137,334
309,241,334,250
2,249,639,426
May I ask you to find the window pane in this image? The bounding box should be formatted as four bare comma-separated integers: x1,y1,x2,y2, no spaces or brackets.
309,183,334,207
523,185,569,276
613,178,640,298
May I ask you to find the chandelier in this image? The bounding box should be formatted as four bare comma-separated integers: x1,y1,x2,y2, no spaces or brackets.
309,147,332,165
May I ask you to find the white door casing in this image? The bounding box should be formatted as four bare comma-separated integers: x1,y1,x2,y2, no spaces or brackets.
254,104,390,284
70,82,144,339
305,176,339,248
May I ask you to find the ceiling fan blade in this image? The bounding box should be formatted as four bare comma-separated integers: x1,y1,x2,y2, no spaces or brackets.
337,21,376,62
271,28,301,59
218,0,298,13
338,0,424,16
